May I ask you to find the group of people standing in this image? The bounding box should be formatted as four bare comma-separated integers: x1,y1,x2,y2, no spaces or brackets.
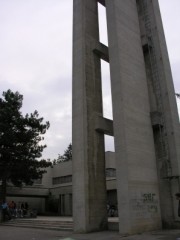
1,200,29,221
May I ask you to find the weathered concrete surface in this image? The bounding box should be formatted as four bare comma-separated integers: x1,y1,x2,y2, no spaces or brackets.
72,0,180,235
72,0,107,232
137,0,180,227
106,0,161,234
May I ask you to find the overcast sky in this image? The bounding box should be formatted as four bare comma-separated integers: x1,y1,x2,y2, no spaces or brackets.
0,0,179,160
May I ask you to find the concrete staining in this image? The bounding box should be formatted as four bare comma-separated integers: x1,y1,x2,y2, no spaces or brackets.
72,0,180,235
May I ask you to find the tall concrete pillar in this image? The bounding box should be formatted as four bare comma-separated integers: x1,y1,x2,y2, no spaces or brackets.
72,0,180,235
106,0,161,234
136,0,180,227
72,0,108,232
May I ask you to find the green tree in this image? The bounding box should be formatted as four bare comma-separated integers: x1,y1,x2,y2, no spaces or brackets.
55,143,72,164
0,90,51,201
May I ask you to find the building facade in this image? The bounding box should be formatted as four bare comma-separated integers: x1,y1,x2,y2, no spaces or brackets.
5,152,117,217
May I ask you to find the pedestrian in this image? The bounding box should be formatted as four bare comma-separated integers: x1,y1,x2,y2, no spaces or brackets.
17,202,23,218
24,202,29,215
9,200,17,217
21,202,25,217
1,200,11,221
175,193,180,217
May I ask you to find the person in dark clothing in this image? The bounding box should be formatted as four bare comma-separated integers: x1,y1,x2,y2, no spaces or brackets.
21,203,25,216
24,202,29,215
9,201,17,217
1,200,11,221
175,193,180,217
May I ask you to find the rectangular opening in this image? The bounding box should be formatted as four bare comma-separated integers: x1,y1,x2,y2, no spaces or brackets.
101,59,112,119
105,135,115,152
98,2,108,46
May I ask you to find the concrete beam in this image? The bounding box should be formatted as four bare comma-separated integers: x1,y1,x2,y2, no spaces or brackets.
95,115,114,136
150,111,163,128
93,42,109,62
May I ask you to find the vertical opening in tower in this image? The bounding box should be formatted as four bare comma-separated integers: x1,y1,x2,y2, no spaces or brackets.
104,135,116,217
105,135,115,152
101,59,112,120
98,2,108,46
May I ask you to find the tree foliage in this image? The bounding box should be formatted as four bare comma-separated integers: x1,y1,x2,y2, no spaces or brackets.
0,90,51,200
53,143,72,164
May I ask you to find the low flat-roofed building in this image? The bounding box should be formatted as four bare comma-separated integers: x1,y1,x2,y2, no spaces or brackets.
3,151,117,216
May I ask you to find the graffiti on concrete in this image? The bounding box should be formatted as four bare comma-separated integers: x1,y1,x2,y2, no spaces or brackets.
130,192,159,218
143,193,156,202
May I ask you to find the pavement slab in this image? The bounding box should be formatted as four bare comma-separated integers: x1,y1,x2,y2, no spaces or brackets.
1,226,180,240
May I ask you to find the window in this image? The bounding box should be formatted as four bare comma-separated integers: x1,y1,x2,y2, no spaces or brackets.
52,175,72,185
106,168,116,178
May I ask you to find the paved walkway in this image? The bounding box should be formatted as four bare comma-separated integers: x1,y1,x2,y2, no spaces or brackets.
1,225,180,240
1,216,180,240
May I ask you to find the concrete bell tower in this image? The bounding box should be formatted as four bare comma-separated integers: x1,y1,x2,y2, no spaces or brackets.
72,0,180,235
